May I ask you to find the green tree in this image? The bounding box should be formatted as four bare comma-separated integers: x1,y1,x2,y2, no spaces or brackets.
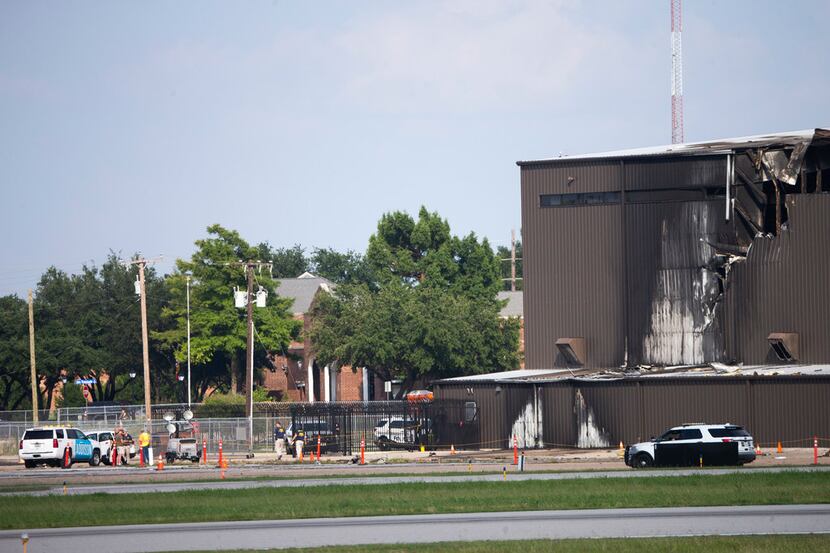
366,206,502,298
0,295,30,411
256,243,309,278
155,225,301,398
30,255,172,407
309,208,520,397
310,247,375,285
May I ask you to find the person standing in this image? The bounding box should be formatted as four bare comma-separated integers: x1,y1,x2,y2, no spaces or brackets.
138,428,151,465
274,422,286,460
114,427,129,465
292,427,305,461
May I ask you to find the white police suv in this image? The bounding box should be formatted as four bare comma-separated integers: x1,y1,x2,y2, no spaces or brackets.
625,423,756,468
19,427,102,469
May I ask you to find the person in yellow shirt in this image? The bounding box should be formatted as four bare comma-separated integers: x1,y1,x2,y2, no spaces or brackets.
138,429,151,464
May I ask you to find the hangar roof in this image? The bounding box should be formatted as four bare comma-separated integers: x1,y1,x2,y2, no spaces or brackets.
517,128,830,166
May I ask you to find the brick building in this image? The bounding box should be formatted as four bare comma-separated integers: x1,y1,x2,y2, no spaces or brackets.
261,273,386,402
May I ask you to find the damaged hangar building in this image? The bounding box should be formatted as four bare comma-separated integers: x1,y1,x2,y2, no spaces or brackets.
435,129,830,448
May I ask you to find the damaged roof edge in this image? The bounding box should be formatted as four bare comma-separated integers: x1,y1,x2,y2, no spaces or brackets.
435,364,830,385
517,127,830,167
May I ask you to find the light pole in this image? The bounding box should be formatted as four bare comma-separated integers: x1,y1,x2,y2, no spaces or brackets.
186,273,192,408
178,373,185,403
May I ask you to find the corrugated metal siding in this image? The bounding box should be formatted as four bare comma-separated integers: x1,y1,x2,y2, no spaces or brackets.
432,382,526,449
623,156,726,190
540,383,575,447
625,201,728,366
521,161,622,195
750,378,830,444
727,195,830,364
638,379,749,441
436,376,830,448
576,381,638,445
521,161,624,369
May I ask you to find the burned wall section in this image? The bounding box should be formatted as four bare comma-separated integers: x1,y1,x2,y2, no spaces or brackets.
626,201,727,365
725,195,830,364
436,376,830,448
521,155,733,369
622,157,732,366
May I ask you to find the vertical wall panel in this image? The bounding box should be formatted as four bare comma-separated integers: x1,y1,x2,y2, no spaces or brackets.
521,161,625,369
540,383,575,447
726,195,830,364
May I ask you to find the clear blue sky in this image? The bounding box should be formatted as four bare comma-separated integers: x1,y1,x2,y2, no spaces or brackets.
1,0,828,295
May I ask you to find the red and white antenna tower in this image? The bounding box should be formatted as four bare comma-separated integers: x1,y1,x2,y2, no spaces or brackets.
670,0,684,144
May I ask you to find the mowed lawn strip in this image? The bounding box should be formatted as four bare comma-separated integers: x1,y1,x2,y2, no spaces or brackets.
163,535,830,553
3,471,830,530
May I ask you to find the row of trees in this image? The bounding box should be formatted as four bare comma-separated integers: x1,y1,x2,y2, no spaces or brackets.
0,259,168,411
0,208,522,410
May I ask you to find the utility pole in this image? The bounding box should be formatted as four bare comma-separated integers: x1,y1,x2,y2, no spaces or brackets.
186,274,191,408
500,229,522,291
230,260,271,457
510,229,517,292
27,290,38,423
245,263,254,453
138,261,152,425
123,256,161,426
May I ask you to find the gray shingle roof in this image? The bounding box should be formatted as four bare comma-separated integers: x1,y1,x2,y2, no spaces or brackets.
497,291,523,318
275,274,334,315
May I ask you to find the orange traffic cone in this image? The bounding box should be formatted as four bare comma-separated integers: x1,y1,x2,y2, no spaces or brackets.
777,441,783,454
450,444,456,455
617,441,625,458
755,443,762,456
157,453,164,471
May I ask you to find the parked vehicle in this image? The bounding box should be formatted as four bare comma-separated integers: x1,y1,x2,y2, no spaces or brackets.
373,417,431,450
84,429,137,463
19,427,101,469
83,430,114,464
625,423,756,468
285,421,339,455
165,437,201,463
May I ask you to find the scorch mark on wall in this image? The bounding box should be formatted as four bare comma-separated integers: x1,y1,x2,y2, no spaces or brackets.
509,398,543,449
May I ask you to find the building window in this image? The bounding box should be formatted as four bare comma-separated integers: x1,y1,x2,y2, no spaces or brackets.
540,192,621,208
464,401,478,422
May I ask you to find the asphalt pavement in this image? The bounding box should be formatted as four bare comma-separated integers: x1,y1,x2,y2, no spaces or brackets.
5,464,829,496
1,504,828,552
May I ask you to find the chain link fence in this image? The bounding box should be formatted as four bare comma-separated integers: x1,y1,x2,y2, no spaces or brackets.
0,400,479,457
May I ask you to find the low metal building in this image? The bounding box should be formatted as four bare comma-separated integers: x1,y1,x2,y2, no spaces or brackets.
433,366,830,449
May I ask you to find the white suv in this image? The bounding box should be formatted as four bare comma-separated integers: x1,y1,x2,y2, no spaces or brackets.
625,423,755,468
19,427,102,468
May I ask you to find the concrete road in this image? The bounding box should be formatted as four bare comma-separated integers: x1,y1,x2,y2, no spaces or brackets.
1,505,828,552
5,465,829,496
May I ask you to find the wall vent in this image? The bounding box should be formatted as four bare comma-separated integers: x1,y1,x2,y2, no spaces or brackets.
556,337,586,366
767,332,799,362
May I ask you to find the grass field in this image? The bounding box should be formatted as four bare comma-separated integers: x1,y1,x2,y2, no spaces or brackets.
3,470,829,530
165,535,830,553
